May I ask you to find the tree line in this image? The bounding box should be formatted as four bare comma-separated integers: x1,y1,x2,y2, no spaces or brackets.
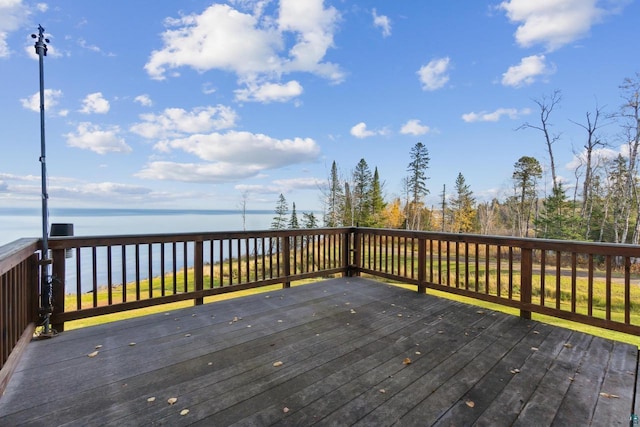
272,73,640,245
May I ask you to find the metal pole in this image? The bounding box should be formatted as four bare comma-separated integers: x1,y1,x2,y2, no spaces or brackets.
33,25,52,334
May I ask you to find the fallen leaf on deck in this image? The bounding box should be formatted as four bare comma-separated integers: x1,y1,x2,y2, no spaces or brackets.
533,330,540,334
167,397,178,405
397,314,403,317
208,362,213,366
379,389,386,394
147,397,156,402
600,392,619,399
273,361,284,367
283,407,290,413
87,351,99,358
129,342,136,346
563,343,573,348
476,310,485,314
530,347,538,351
278,320,283,323
350,309,357,314
184,333,191,337
466,400,475,408
180,409,189,416
510,368,520,374
403,358,412,365
95,345,102,349
415,351,422,355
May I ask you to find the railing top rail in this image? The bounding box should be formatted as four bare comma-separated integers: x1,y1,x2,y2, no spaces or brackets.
0,238,39,275
357,228,640,256
47,227,353,249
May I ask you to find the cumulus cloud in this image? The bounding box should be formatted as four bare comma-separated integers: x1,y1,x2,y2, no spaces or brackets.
139,129,320,183
145,1,342,81
400,119,430,136
134,94,153,107
79,92,110,114
20,89,63,113
566,146,622,171
498,0,608,51
350,122,387,139
65,122,131,154
372,9,391,37
501,55,554,87
462,107,531,123
130,105,238,139
417,57,451,91
0,0,29,57
235,80,303,103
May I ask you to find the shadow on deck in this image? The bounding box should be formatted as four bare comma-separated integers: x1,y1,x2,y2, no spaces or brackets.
0,277,638,426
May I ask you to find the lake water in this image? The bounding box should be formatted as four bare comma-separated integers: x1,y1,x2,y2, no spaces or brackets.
0,207,277,294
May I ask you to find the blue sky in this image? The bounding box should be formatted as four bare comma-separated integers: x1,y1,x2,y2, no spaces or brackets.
0,0,637,214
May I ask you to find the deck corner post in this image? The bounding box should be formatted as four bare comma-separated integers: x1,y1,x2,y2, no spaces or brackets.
342,229,350,276
351,228,361,277
194,240,204,305
51,248,66,332
283,235,291,288
418,237,427,294
520,247,533,320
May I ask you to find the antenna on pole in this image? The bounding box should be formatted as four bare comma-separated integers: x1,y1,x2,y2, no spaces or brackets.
32,24,54,336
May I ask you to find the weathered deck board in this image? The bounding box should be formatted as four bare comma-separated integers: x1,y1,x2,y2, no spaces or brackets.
0,277,636,426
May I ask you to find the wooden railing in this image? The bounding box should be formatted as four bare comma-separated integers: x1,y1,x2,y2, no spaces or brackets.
46,228,351,330
0,238,39,390
355,229,640,336
3,227,640,383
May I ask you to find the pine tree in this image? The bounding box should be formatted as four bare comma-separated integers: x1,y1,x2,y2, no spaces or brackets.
352,158,372,226
406,142,430,230
512,156,542,237
324,161,344,227
369,167,386,227
271,193,289,230
302,212,318,228
534,183,582,240
450,173,476,233
289,202,299,229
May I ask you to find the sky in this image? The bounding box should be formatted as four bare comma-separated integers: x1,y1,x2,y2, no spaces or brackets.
0,0,638,216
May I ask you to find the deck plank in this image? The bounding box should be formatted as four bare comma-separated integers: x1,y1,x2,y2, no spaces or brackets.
0,277,637,426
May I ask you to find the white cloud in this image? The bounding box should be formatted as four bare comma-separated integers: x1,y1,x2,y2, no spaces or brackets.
65,122,131,154
36,3,47,12
566,146,621,171
144,1,343,88
0,0,29,57
498,0,606,51
155,130,320,167
235,80,303,103
462,108,531,123
136,161,263,183
130,105,238,139
417,57,451,91
372,9,391,37
134,94,153,107
501,55,554,87
79,92,110,114
20,88,63,112
350,122,385,139
400,119,430,136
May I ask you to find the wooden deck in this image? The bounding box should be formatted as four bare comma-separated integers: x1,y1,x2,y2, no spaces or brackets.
0,277,637,426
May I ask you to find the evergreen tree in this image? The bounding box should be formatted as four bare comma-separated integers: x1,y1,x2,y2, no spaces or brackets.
369,167,386,227
352,158,372,226
302,212,319,228
324,161,344,227
343,182,354,226
406,142,430,230
534,183,582,240
450,173,476,233
512,156,542,237
289,202,299,229
271,193,289,230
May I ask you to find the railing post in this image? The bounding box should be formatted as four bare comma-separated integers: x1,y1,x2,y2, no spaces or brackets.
51,248,66,332
29,254,40,323
520,247,532,320
283,236,291,288
194,241,203,305
342,230,350,276
418,237,426,294
352,228,361,277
